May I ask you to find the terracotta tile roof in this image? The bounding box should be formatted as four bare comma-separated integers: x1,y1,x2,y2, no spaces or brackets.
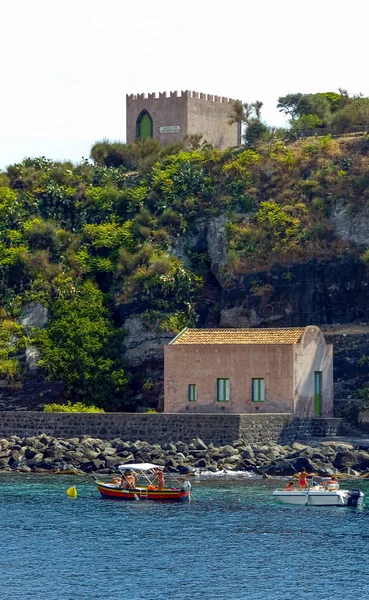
170,328,306,345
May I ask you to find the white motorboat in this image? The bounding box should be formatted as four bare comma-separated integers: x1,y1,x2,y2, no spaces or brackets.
273,482,364,507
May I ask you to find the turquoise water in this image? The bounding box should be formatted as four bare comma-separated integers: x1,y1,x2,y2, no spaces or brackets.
1,474,369,600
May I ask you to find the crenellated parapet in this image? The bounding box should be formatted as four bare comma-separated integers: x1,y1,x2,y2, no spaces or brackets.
126,88,242,148
127,91,238,103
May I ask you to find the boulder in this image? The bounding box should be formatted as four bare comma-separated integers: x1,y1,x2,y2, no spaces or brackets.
80,459,105,473
105,456,124,469
319,446,336,458
18,303,49,335
192,438,208,451
219,445,238,458
340,467,361,477
193,458,208,468
352,451,369,471
43,447,66,459
292,442,309,452
67,438,81,446
24,448,38,460
257,461,298,476
25,346,42,373
320,441,354,450
333,450,358,469
26,453,44,467
163,443,177,452
175,442,189,454
241,447,255,460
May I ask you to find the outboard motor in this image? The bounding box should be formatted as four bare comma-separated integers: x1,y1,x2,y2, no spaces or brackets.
346,489,364,507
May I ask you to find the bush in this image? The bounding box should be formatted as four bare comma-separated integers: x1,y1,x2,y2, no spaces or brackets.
44,401,104,413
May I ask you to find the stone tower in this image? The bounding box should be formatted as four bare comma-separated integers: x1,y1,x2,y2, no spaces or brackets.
126,90,241,150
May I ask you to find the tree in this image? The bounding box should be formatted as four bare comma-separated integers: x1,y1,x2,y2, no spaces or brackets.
36,281,130,410
277,93,310,119
231,100,270,147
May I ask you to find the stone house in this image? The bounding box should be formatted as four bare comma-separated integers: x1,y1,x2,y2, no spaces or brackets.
164,326,333,416
126,90,241,150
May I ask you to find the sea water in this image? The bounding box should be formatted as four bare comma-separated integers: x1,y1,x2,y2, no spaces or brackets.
0,473,368,600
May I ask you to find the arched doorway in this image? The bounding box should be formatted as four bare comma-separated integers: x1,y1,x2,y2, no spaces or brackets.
136,110,153,139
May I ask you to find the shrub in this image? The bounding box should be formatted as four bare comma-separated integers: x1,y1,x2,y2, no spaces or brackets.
44,401,104,413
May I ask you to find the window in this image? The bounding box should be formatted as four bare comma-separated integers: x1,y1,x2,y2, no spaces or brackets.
252,378,265,402
188,384,197,402
217,378,230,402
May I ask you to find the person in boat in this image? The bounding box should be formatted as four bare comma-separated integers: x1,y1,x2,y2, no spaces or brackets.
298,467,315,490
123,470,136,490
112,475,123,486
322,476,339,490
153,468,165,491
285,480,296,491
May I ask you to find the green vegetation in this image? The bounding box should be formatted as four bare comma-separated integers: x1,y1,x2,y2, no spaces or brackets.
1,91,369,409
35,281,130,410
0,310,26,389
277,90,369,137
44,401,105,413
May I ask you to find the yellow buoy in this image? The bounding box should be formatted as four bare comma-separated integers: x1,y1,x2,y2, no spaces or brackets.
66,485,77,498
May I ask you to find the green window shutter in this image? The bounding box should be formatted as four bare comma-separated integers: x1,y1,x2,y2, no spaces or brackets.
188,384,197,402
217,378,230,402
252,378,265,402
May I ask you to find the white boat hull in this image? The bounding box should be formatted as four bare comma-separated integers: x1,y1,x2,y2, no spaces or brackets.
273,488,364,507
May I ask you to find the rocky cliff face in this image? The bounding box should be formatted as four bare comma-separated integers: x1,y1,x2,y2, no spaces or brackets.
219,258,369,328
5,208,369,412
331,200,369,247
121,257,369,408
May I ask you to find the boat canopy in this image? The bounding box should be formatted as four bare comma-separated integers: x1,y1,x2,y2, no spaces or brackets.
118,463,164,471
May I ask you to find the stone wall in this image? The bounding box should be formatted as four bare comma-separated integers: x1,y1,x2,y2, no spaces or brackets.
126,91,241,149
187,93,241,149
0,412,344,445
126,91,187,146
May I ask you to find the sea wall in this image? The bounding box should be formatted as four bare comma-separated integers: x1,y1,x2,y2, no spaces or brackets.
0,412,345,445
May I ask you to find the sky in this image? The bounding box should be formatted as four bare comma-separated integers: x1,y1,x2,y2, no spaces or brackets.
1,0,369,169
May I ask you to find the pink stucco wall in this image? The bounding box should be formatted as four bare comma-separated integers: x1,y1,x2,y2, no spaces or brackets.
164,326,333,416
164,344,295,414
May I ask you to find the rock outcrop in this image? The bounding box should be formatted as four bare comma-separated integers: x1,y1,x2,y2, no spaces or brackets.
122,316,174,369
331,199,369,247
18,303,49,335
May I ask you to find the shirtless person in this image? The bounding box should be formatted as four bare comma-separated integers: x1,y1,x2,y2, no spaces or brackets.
298,467,315,490
154,468,165,491
123,470,136,489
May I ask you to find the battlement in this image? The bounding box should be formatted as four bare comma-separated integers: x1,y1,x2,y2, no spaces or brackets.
127,90,238,104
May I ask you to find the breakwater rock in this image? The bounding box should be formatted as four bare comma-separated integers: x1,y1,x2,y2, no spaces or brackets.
1,435,369,478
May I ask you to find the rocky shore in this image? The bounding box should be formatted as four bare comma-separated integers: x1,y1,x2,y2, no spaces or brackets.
0,434,369,478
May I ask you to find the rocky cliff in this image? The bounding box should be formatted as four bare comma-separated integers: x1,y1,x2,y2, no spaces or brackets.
2,136,369,411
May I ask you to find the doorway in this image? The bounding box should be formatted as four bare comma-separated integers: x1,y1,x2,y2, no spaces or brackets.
314,371,322,416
